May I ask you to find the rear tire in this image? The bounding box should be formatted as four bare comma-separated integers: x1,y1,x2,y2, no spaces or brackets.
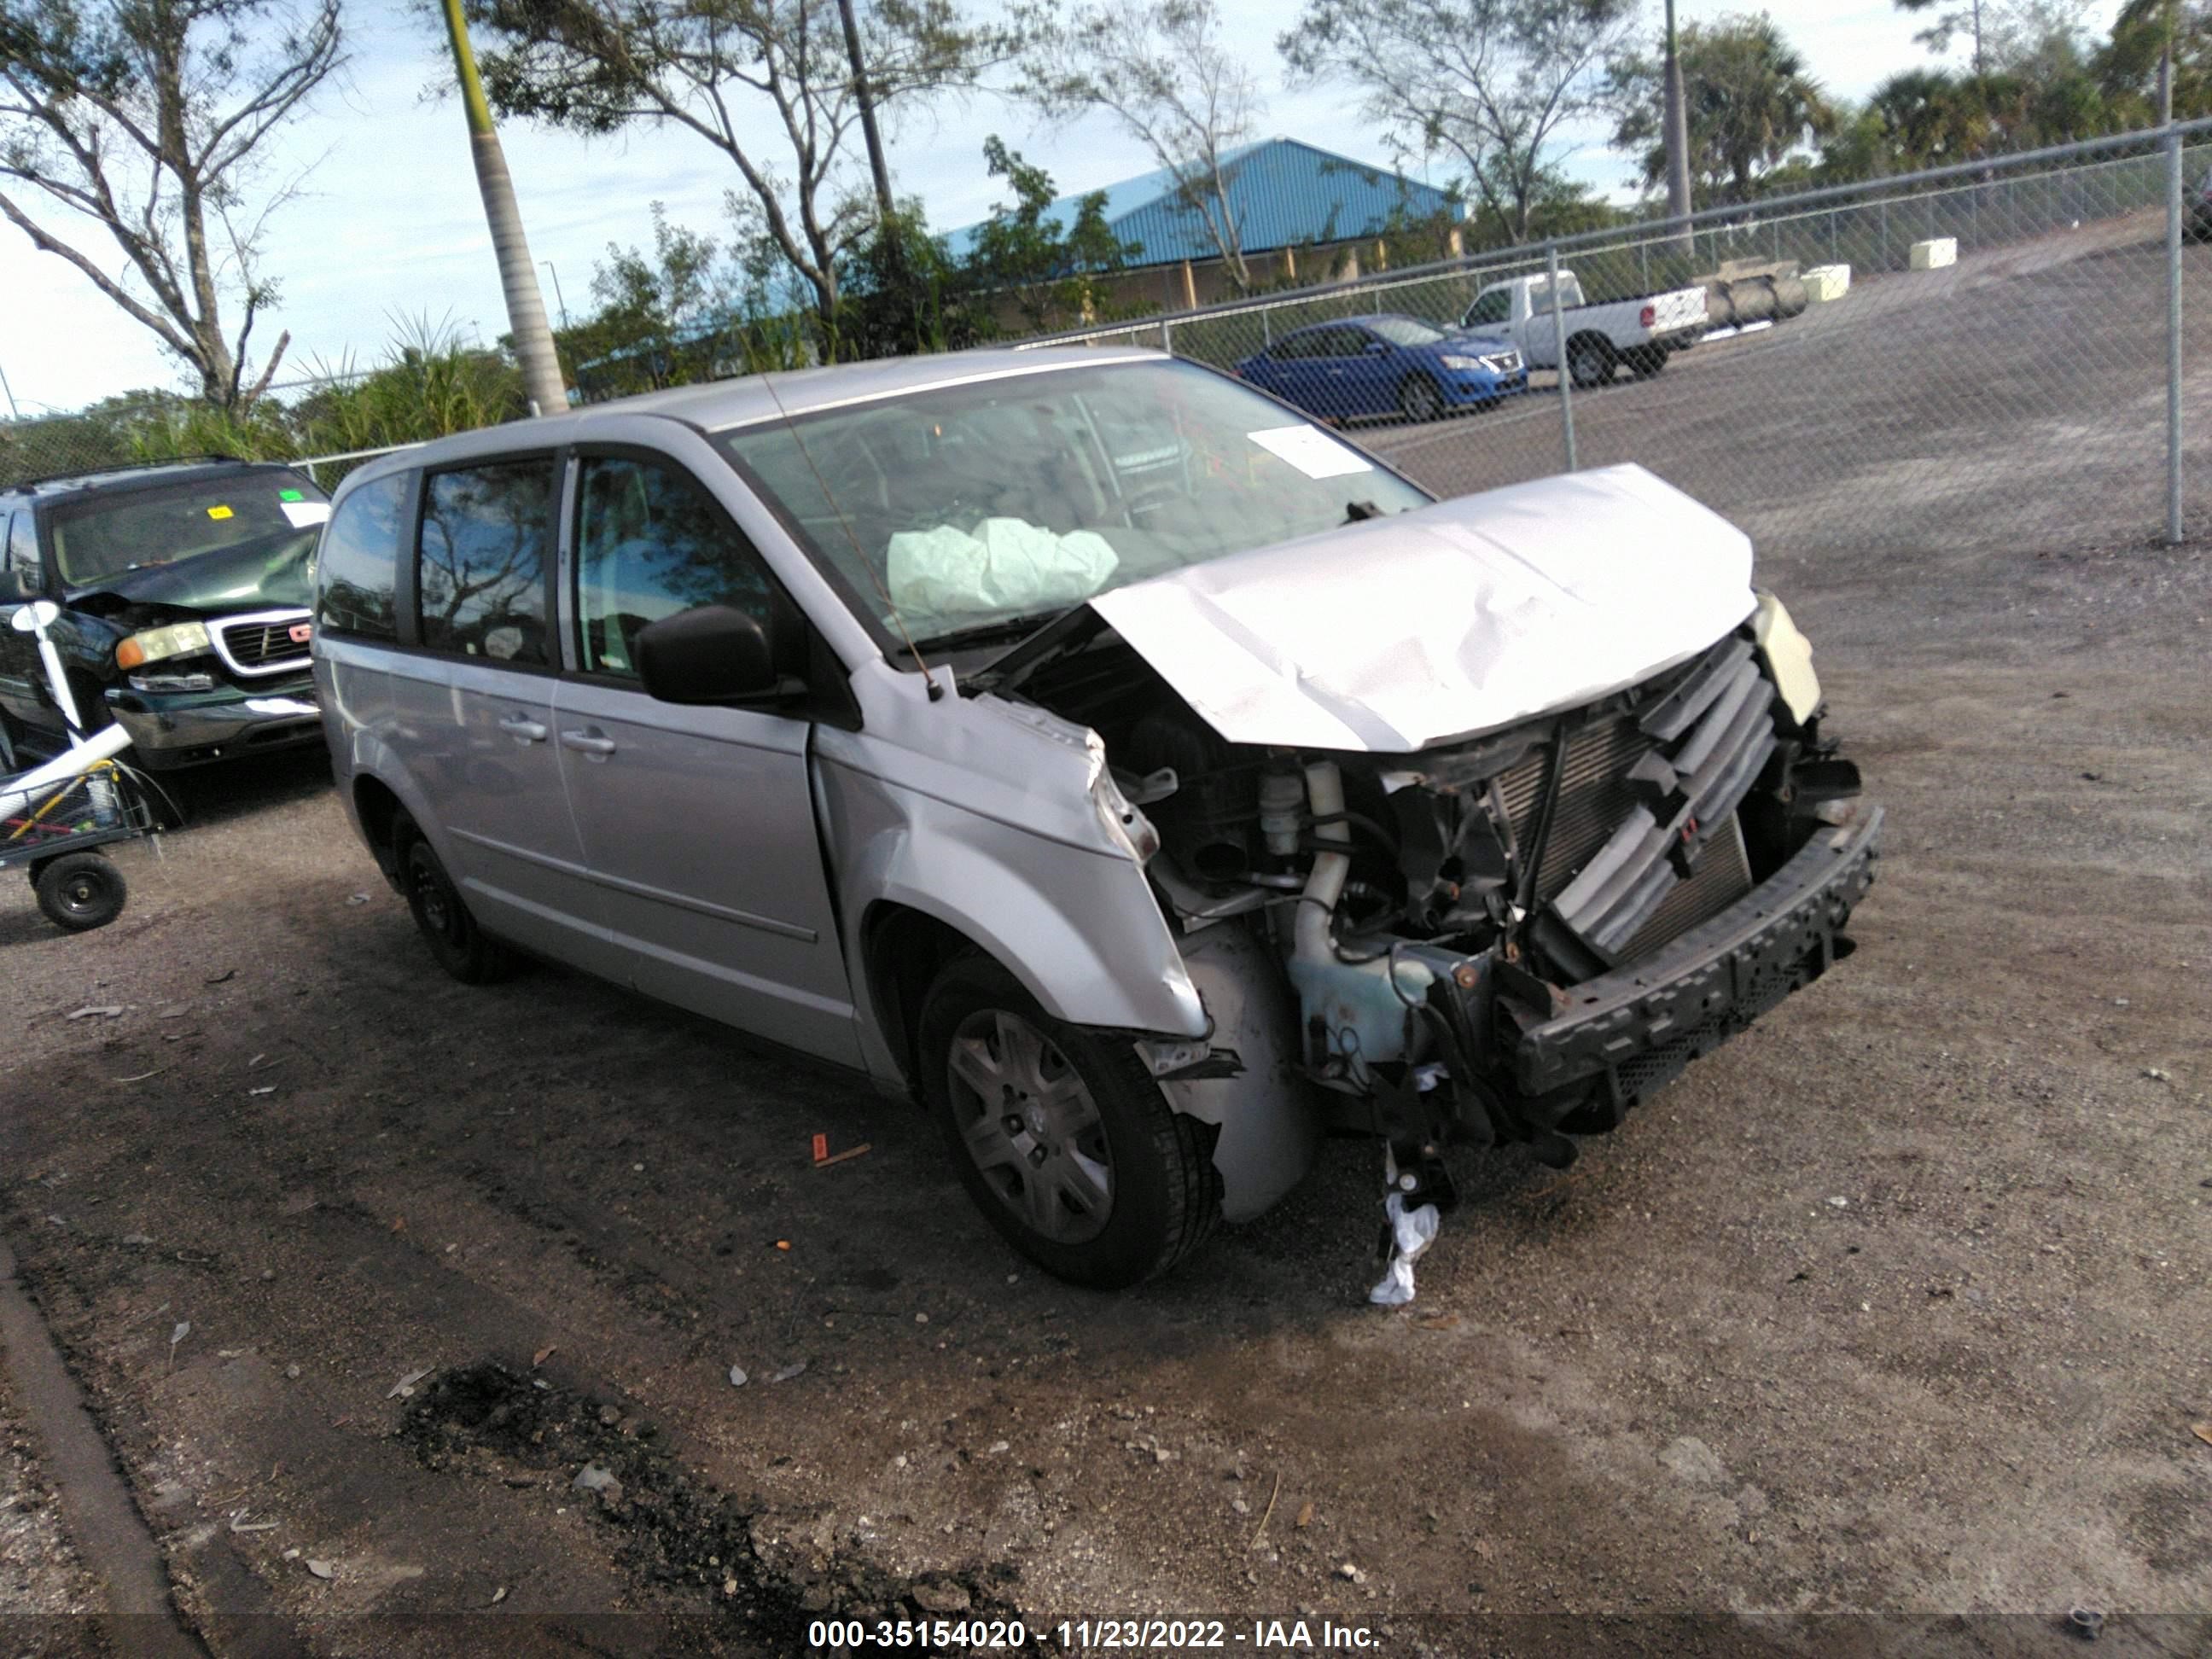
1566,335,1615,389
36,852,126,932
393,811,514,984
918,954,1218,1289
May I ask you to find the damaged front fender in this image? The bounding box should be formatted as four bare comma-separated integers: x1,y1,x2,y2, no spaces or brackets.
812,705,1208,1093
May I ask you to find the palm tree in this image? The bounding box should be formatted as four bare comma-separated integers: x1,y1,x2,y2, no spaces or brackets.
437,0,568,417
1615,14,1836,204
1685,15,1837,201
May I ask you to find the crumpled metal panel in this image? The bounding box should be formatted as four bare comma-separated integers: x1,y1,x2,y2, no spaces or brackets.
1088,463,1757,754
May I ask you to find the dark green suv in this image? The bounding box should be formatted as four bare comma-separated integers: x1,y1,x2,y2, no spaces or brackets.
0,457,330,769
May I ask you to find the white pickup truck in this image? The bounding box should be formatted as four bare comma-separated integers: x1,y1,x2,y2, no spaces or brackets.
1461,270,1708,389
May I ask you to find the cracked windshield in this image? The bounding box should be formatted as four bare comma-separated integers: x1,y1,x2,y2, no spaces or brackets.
719,359,1429,652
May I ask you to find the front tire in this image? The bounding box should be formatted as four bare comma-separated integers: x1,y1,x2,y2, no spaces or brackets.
1397,373,1446,423
35,852,126,932
918,955,1218,1289
393,812,513,984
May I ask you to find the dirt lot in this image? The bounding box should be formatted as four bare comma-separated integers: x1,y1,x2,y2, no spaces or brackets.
3,223,2210,1656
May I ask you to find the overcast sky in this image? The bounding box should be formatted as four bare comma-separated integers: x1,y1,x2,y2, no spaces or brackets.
0,0,2123,414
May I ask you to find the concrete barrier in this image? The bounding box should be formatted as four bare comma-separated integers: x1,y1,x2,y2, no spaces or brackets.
1908,238,1958,271
1803,264,1852,301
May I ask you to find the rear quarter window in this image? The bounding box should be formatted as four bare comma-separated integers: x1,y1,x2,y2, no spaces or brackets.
316,473,408,640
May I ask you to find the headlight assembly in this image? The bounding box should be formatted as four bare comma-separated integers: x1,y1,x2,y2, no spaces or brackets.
116,620,212,671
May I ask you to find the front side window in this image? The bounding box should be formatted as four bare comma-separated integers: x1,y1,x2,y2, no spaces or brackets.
719,359,1430,653
573,455,773,679
418,460,555,665
45,469,327,588
316,473,408,640
1465,289,1511,327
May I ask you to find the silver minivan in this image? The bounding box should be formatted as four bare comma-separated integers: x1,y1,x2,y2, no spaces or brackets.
313,349,1879,1291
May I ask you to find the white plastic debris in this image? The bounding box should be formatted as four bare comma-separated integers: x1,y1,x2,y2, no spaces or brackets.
306,1559,335,1580
887,518,1117,626
388,1367,434,1399
1369,1191,1441,1307
68,1006,125,1021
727,1365,748,1388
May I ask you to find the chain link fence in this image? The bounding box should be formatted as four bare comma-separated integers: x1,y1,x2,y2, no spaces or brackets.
8,121,2206,562
1019,121,2212,564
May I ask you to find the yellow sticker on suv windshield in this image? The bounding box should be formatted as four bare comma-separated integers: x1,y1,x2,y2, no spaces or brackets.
207,504,234,520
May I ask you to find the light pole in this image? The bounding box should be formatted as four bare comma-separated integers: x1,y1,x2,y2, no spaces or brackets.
540,259,571,332
0,359,19,421
1663,0,1693,256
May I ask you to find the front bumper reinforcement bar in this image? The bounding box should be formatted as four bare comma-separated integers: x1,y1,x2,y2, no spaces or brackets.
1514,806,1883,1096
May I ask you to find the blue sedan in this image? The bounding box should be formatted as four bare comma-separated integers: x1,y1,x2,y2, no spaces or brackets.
1233,314,1528,424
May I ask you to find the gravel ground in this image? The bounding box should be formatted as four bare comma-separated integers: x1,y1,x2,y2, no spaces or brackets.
1,221,2209,1656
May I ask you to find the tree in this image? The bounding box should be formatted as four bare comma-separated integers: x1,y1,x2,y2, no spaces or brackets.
1611,13,1834,204
960,136,1136,332
2104,2,2212,122
558,204,735,393
1020,0,1261,290
0,0,344,410
463,0,1008,346
436,0,568,416
1895,0,2098,78
1279,0,1639,246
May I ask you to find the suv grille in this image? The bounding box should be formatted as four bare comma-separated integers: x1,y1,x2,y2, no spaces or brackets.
211,610,311,677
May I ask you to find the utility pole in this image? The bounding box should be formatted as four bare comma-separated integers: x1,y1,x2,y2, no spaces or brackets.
835,0,897,226
438,0,568,417
540,260,571,332
1662,0,1693,255
2159,0,2174,126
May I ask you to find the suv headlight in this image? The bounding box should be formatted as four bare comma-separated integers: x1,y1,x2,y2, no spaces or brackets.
1439,354,1481,370
116,620,212,671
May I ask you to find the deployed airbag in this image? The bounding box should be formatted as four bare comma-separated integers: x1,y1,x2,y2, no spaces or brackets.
888,518,1118,625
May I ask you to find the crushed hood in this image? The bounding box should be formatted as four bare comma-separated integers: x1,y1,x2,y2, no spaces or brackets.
1086,463,1757,752
70,526,316,614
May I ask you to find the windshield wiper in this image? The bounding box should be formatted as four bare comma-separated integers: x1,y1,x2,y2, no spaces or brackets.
1344,499,1389,523
908,608,1077,655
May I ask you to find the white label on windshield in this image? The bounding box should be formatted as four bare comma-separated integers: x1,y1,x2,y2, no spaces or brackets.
1246,424,1373,480
281,501,332,528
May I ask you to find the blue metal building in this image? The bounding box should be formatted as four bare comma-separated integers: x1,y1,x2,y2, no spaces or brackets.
941,137,1460,270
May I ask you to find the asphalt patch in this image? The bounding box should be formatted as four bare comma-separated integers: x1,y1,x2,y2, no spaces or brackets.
399,1362,1027,1652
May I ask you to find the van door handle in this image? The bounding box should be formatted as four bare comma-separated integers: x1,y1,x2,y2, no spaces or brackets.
560,727,617,760
497,713,547,743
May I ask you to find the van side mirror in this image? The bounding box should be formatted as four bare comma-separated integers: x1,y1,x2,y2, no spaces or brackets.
3,568,38,602
633,604,781,705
